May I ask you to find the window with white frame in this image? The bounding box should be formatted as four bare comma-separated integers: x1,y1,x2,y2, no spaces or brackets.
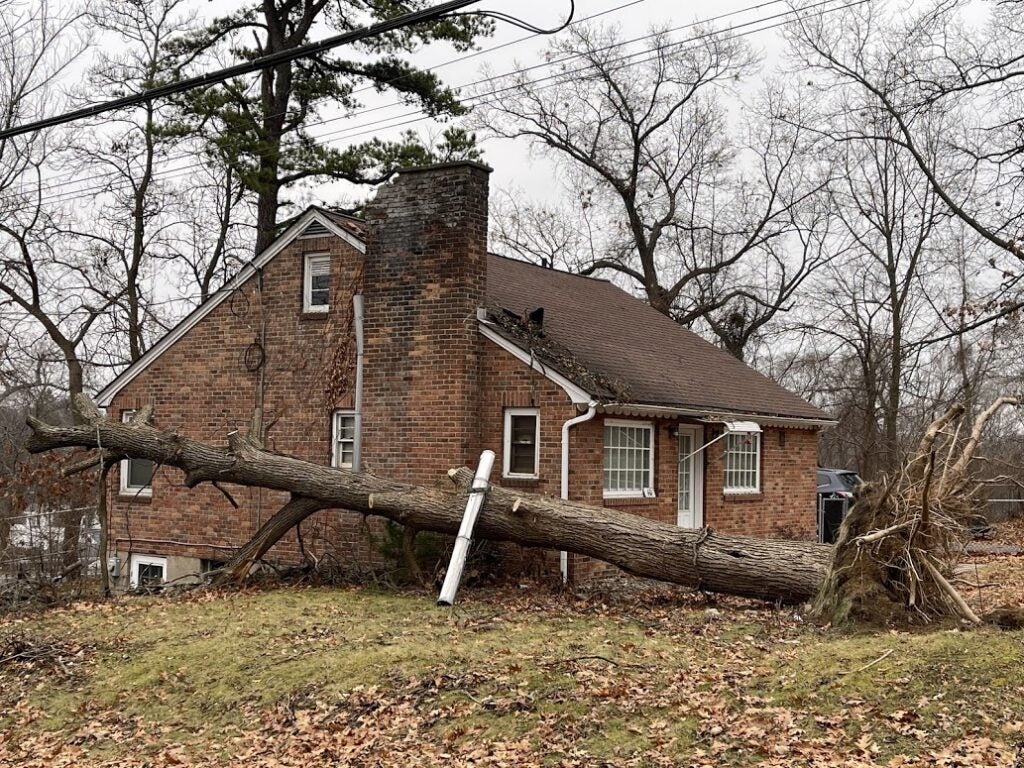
130,554,166,588
120,410,154,496
723,433,760,493
303,253,330,312
503,408,539,478
332,410,357,469
603,420,654,498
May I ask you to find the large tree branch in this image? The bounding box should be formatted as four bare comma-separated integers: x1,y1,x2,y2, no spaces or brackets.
25,398,831,602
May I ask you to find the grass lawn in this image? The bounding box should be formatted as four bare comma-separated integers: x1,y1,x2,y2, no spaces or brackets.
2,560,1023,767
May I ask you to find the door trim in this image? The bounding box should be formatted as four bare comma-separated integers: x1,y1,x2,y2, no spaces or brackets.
677,426,705,528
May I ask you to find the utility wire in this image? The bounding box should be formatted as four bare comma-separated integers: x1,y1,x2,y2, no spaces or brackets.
17,0,864,212
0,0,491,141
15,0,651,199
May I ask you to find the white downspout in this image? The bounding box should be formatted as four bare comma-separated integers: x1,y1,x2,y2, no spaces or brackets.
438,450,496,606
560,402,597,584
352,294,365,471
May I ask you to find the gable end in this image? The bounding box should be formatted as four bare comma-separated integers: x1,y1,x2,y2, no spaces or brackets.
96,208,366,408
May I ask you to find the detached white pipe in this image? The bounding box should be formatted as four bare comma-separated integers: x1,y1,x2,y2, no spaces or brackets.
560,403,598,584
438,450,495,606
352,294,365,471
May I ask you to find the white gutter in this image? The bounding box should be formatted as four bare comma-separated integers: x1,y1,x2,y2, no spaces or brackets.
559,402,598,584
352,294,365,471
598,402,837,430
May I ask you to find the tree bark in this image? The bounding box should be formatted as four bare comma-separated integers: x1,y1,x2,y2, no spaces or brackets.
26,400,831,603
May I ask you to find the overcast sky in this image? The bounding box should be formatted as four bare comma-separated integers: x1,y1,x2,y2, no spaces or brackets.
189,0,807,210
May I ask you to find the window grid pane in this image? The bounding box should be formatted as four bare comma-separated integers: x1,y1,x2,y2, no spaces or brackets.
506,413,538,476
603,424,652,494
307,256,330,308
122,411,153,491
138,563,164,587
724,433,760,491
334,413,356,468
128,458,155,488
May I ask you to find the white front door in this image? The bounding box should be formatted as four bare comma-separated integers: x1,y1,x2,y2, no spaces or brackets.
677,427,704,528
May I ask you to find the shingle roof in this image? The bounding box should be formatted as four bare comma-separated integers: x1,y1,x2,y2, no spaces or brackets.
485,253,828,422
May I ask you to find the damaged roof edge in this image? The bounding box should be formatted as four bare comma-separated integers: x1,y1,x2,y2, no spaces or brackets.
479,322,593,405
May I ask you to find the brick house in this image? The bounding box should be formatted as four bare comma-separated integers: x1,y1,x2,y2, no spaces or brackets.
96,161,834,588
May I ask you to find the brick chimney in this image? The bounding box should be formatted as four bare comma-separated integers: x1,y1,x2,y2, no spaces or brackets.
360,161,491,482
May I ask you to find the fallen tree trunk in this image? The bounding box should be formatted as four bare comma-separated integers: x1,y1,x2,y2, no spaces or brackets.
25,397,831,603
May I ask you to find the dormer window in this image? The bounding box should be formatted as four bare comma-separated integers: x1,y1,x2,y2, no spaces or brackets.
304,253,330,312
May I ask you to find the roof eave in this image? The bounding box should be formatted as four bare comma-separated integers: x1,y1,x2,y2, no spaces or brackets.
478,322,594,406
479,325,835,429
597,402,837,430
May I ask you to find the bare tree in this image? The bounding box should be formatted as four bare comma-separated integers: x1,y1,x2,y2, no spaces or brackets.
171,156,253,304
489,190,598,271
60,0,204,363
824,122,946,475
0,0,99,407
473,25,826,359
0,1,103,568
786,0,1024,269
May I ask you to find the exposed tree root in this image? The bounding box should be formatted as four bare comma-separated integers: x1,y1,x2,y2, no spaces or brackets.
811,398,1020,626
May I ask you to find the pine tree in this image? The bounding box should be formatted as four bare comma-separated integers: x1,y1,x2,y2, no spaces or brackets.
170,1,489,253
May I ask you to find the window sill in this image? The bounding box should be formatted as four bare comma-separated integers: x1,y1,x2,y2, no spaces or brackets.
603,495,657,507
300,310,330,321
722,490,762,502
501,476,541,487
117,492,152,504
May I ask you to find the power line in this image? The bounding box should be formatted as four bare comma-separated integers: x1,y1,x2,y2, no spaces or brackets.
0,0,491,141
18,0,800,205
15,0,651,200
19,0,862,212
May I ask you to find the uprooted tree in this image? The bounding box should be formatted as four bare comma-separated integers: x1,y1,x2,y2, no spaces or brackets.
23,394,1021,625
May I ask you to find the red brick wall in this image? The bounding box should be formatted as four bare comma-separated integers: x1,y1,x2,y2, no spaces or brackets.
477,343,820,580
108,228,381,570
106,161,820,585
704,426,819,539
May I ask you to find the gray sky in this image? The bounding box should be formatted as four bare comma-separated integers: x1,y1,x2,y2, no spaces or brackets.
194,0,804,209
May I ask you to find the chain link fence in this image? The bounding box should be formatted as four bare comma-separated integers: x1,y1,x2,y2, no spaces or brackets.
1,506,101,584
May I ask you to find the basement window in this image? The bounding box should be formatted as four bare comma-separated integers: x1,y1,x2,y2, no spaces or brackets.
130,554,166,588
723,432,761,493
332,410,357,469
503,408,539,478
303,253,330,312
603,420,654,498
120,410,154,497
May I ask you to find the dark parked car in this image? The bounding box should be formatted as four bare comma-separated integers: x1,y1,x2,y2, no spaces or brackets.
817,468,862,544
816,468,862,501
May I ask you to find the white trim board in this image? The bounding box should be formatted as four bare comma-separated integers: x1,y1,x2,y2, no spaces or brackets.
129,554,167,588
598,402,836,430
478,324,592,405
502,406,540,479
95,208,366,407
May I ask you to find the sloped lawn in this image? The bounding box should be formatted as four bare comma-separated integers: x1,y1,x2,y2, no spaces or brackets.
2,562,1023,767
